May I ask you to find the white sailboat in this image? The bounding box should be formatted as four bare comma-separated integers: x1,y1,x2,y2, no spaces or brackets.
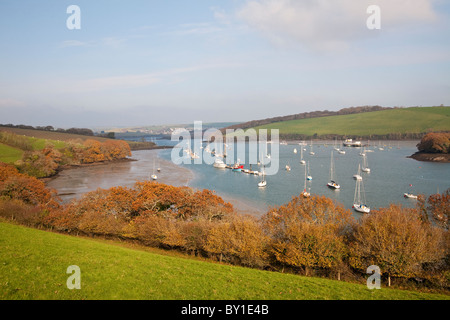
306,161,312,181
327,151,340,189
301,164,311,198
337,142,346,154
360,146,366,157
362,153,371,172
334,137,339,151
151,158,158,180
353,173,370,213
353,163,362,180
258,165,267,187
300,147,306,164
309,140,315,155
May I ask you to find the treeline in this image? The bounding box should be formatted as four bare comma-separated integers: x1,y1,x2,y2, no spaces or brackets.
223,105,391,132
0,161,448,292
417,132,450,154
0,124,94,136
269,132,429,142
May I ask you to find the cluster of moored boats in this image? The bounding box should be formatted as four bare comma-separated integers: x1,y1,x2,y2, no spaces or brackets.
210,139,419,214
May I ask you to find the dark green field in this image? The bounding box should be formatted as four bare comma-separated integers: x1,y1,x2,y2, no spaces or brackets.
251,107,450,137
1,221,448,300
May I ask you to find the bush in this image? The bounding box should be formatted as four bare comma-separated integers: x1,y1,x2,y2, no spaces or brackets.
348,204,447,286
262,194,354,276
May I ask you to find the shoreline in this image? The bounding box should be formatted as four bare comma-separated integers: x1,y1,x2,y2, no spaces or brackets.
45,149,265,216
408,152,450,163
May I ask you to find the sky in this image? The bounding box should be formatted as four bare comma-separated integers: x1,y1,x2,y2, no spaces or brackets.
0,0,449,128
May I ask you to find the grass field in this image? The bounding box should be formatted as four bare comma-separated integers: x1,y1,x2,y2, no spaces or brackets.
0,143,24,163
0,221,448,300
251,107,450,137
0,127,111,144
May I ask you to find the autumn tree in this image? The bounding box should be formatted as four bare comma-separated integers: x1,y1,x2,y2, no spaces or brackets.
417,132,450,154
348,204,446,286
205,214,268,268
262,195,354,277
0,163,58,208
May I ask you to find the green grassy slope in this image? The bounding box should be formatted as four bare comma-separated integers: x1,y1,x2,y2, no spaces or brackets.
0,221,448,300
251,107,450,137
0,143,23,163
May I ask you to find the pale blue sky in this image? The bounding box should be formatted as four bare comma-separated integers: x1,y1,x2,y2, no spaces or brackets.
0,0,449,127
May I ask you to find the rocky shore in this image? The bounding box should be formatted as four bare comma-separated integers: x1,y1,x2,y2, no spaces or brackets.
408,152,450,163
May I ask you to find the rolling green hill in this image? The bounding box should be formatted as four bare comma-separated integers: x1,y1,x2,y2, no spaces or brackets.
250,107,450,139
0,221,448,300
0,143,23,163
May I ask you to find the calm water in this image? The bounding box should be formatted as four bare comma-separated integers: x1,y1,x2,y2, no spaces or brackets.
157,139,450,215
48,137,450,217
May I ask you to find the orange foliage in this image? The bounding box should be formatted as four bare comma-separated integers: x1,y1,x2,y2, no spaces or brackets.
0,163,59,209
348,204,446,281
205,214,268,267
262,195,353,272
417,132,450,154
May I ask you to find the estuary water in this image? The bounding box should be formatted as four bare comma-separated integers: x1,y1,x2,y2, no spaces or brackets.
47,139,449,217
157,139,449,216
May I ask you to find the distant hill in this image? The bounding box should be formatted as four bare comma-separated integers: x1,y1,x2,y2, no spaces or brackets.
224,106,450,140
0,126,156,152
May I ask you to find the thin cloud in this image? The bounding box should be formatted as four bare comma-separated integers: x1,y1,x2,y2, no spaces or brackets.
236,0,439,50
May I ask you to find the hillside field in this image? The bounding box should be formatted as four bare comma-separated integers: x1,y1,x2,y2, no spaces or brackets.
0,221,448,300
251,107,450,137
0,143,23,163
0,127,154,154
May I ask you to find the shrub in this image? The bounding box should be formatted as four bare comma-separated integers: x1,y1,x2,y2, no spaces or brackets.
348,204,447,286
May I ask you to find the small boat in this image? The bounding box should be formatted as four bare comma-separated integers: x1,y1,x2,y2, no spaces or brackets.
232,164,243,172
293,148,298,154
306,161,312,180
352,166,370,213
353,164,362,180
404,184,417,199
334,137,339,151
151,159,158,180
258,166,267,187
301,164,310,197
361,154,370,172
285,164,291,171
327,151,340,189
343,139,361,147
213,158,227,169
309,140,315,155
300,147,306,164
